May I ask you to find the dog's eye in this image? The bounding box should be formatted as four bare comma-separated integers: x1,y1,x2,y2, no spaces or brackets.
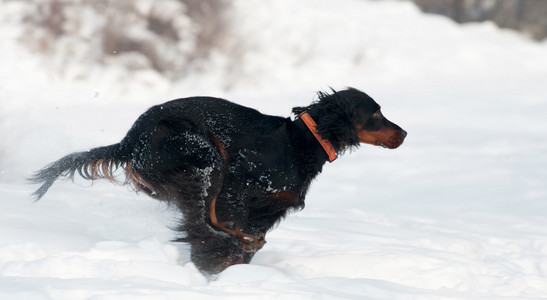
372,110,382,118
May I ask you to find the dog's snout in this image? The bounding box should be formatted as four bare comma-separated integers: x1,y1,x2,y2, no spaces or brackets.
401,129,407,138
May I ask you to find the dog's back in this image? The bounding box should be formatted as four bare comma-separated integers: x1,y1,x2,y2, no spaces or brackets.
31,96,293,201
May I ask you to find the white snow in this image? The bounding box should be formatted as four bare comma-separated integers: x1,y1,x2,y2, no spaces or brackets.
2,0,547,299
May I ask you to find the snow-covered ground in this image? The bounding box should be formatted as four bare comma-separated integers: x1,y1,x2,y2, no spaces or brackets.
2,0,547,299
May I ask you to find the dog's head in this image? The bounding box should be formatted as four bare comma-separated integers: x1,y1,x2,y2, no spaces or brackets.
292,88,407,151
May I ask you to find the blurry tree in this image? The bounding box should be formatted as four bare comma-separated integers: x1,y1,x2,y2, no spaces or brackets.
18,0,232,79
411,0,547,40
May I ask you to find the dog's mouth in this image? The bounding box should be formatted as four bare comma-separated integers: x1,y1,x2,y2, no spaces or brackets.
357,127,407,149
372,130,406,149
375,141,389,148
374,140,402,149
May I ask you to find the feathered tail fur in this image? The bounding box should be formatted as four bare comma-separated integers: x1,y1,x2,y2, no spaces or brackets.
29,144,129,200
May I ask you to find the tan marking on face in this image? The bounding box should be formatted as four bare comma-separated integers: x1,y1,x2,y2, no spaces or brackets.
357,125,406,149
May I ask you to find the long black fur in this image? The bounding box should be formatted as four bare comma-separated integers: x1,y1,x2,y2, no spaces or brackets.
31,88,406,275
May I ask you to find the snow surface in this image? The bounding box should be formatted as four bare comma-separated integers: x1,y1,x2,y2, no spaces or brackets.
2,0,547,299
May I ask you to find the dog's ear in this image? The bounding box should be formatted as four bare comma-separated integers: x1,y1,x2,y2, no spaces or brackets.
296,89,360,152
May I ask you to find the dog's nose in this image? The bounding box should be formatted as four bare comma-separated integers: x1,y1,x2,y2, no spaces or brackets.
401,129,407,138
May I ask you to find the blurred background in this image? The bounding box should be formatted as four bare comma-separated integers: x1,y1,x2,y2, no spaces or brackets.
2,0,546,91
3,0,547,83
414,0,547,40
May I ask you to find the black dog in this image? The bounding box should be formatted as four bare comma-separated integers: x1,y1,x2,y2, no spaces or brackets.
31,88,406,275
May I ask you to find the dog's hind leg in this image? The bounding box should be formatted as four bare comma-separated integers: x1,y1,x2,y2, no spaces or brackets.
125,117,258,275
126,122,244,274
171,134,255,275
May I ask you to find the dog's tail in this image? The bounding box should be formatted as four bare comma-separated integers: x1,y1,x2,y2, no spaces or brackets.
29,143,131,200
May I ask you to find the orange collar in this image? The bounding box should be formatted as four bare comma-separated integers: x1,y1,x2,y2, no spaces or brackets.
299,112,337,162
